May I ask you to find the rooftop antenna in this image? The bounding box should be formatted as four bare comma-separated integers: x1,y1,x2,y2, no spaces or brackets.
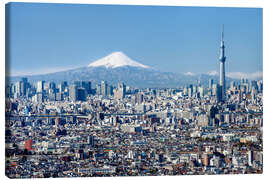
222,24,224,41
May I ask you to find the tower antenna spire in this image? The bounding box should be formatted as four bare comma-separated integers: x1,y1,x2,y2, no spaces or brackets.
222,24,224,41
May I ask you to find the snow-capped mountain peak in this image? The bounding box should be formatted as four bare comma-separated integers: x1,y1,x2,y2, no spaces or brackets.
88,52,150,69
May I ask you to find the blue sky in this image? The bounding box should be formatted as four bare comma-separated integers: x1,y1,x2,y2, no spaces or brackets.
6,3,262,79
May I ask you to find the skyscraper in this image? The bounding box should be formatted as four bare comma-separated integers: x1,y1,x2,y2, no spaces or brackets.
219,25,226,102
77,87,87,101
69,84,78,102
114,83,126,100
81,81,91,95
59,81,68,93
20,77,28,96
118,83,126,98
15,81,21,97
37,80,45,93
188,84,193,97
101,81,108,96
209,79,213,89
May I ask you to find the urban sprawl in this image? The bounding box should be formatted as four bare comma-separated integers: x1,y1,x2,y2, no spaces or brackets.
5,77,263,178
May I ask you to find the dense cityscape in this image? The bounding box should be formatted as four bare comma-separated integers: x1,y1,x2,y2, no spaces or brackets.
5,75,263,178
5,14,263,177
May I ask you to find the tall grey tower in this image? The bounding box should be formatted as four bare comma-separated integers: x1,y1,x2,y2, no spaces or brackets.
219,25,226,102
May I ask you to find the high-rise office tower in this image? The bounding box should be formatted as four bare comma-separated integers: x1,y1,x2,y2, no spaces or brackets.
209,79,213,89
81,81,91,95
188,84,193,97
48,82,56,91
69,84,78,102
107,85,113,96
114,83,126,100
96,84,101,95
77,87,87,101
101,81,108,96
20,77,28,96
15,81,21,97
59,81,68,93
37,80,45,93
118,83,126,98
48,89,56,101
198,86,204,98
219,26,226,102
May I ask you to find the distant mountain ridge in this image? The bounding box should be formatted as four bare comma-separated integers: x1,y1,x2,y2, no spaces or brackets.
9,52,234,88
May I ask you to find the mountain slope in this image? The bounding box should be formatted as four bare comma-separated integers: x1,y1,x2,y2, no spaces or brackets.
9,52,231,88
10,66,223,88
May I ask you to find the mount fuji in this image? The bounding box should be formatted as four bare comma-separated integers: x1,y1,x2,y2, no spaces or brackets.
9,52,223,88
88,51,150,69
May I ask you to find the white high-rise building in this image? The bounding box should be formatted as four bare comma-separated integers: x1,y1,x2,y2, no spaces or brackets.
37,80,45,93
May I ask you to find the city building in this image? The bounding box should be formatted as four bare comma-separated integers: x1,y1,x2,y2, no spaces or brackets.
69,84,78,102
37,80,45,93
